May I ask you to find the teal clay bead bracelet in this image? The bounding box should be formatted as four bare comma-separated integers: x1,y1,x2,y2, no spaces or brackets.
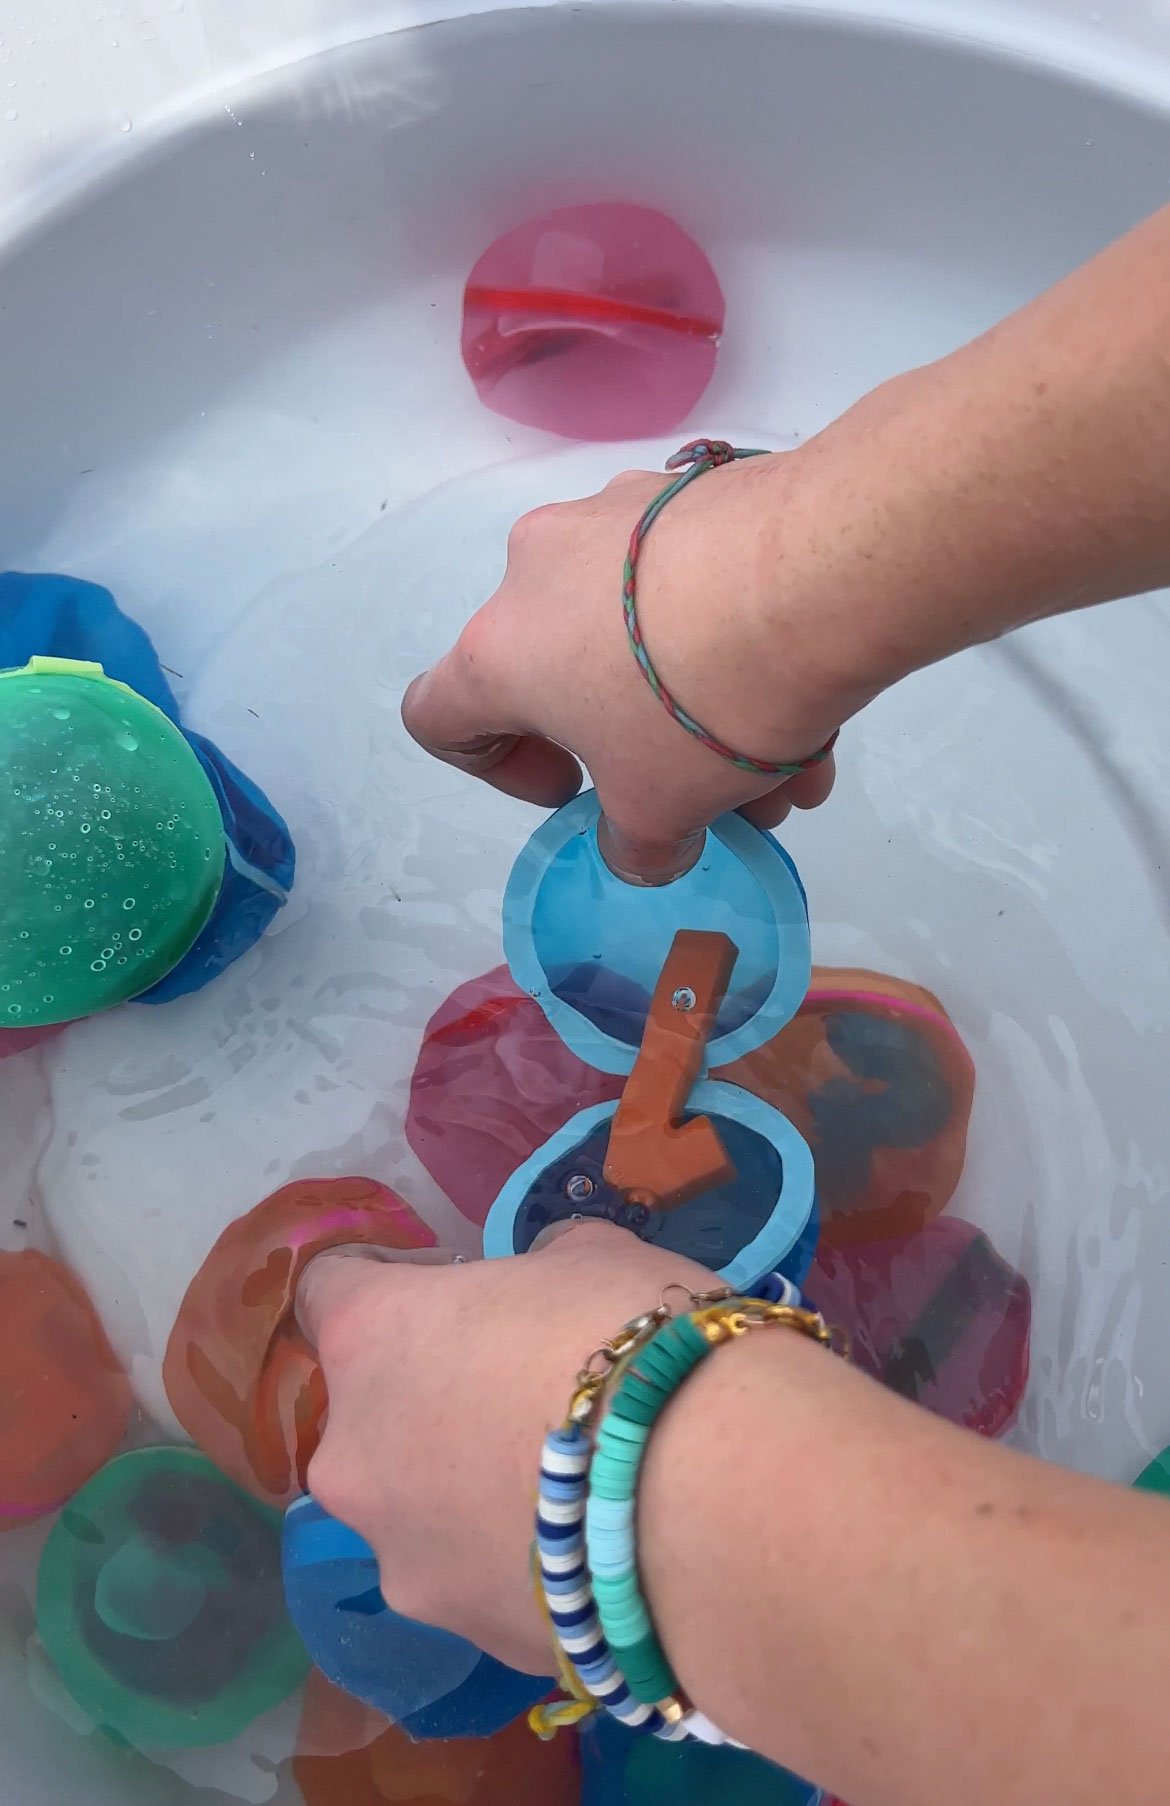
586,1293,844,1712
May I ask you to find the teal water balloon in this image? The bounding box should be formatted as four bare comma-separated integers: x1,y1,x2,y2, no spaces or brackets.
37,1446,309,1748
0,658,224,1026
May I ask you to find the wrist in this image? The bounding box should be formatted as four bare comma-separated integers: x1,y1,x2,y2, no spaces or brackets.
753,368,982,705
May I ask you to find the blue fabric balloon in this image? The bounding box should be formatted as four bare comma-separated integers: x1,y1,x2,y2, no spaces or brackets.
0,572,294,1003
282,1495,551,1740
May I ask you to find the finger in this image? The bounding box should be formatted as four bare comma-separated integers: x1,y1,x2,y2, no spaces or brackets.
296,1247,451,1352
528,1219,586,1253
785,749,837,812
596,816,706,886
402,667,583,807
737,749,836,831
296,1251,384,1354
738,785,794,831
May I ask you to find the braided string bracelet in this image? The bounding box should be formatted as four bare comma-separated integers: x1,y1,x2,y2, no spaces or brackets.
623,439,840,777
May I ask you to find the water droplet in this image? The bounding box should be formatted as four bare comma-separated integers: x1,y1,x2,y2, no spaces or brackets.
80,822,91,834
4,109,19,124
122,897,135,910
100,809,111,821
6,1005,20,1017
51,706,70,720
115,728,138,752
59,946,72,956
117,113,132,132
90,959,107,972
128,927,142,942
84,899,95,910
101,948,114,961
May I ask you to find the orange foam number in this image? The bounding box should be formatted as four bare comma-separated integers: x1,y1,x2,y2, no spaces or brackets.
0,1250,131,1530
604,929,738,1210
163,1178,435,1508
295,1670,580,1806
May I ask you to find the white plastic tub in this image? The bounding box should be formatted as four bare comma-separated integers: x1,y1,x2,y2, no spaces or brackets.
2,5,1170,1801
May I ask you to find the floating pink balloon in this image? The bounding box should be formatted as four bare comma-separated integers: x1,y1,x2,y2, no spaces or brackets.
462,203,725,441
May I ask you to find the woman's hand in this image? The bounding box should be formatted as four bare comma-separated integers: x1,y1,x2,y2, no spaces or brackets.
405,200,1170,887
401,458,849,883
299,1223,717,1674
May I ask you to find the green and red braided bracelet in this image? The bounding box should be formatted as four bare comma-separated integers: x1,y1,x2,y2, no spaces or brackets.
622,439,839,778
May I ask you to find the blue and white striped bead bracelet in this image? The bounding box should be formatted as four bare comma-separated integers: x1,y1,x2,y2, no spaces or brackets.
537,1421,688,1740
586,1283,837,1710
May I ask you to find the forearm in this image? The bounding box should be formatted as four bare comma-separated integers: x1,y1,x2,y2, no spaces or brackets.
640,1329,1170,1806
684,202,1170,753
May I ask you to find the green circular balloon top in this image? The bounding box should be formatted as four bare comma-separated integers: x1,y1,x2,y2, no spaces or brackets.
0,658,225,1026
36,1445,309,1749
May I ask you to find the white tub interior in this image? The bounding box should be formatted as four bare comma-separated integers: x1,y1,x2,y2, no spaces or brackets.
2,6,1170,1801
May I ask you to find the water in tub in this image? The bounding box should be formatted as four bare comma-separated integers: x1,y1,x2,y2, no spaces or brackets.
2,11,1170,1804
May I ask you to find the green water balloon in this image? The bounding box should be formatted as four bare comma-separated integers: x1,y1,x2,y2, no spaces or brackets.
37,1445,309,1748
0,658,224,1026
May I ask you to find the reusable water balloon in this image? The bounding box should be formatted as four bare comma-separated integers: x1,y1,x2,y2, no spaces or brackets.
718,970,975,1247
407,965,625,1228
283,1496,551,1740
164,1176,550,1739
485,928,816,1291
36,1446,308,1748
488,797,817,1290
462,202,725,441
0,571,295,1025
504,791,811,1078
163,1177,436,1508
807,1217,1031,1438
0,658,224,1025
0,1249,131,1530
294,1669,579,1806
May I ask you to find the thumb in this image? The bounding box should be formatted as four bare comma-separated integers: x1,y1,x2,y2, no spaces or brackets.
402,656,583,809
295,1245,457,1352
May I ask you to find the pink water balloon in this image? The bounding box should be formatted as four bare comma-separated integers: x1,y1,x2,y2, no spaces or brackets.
462,202,725,441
